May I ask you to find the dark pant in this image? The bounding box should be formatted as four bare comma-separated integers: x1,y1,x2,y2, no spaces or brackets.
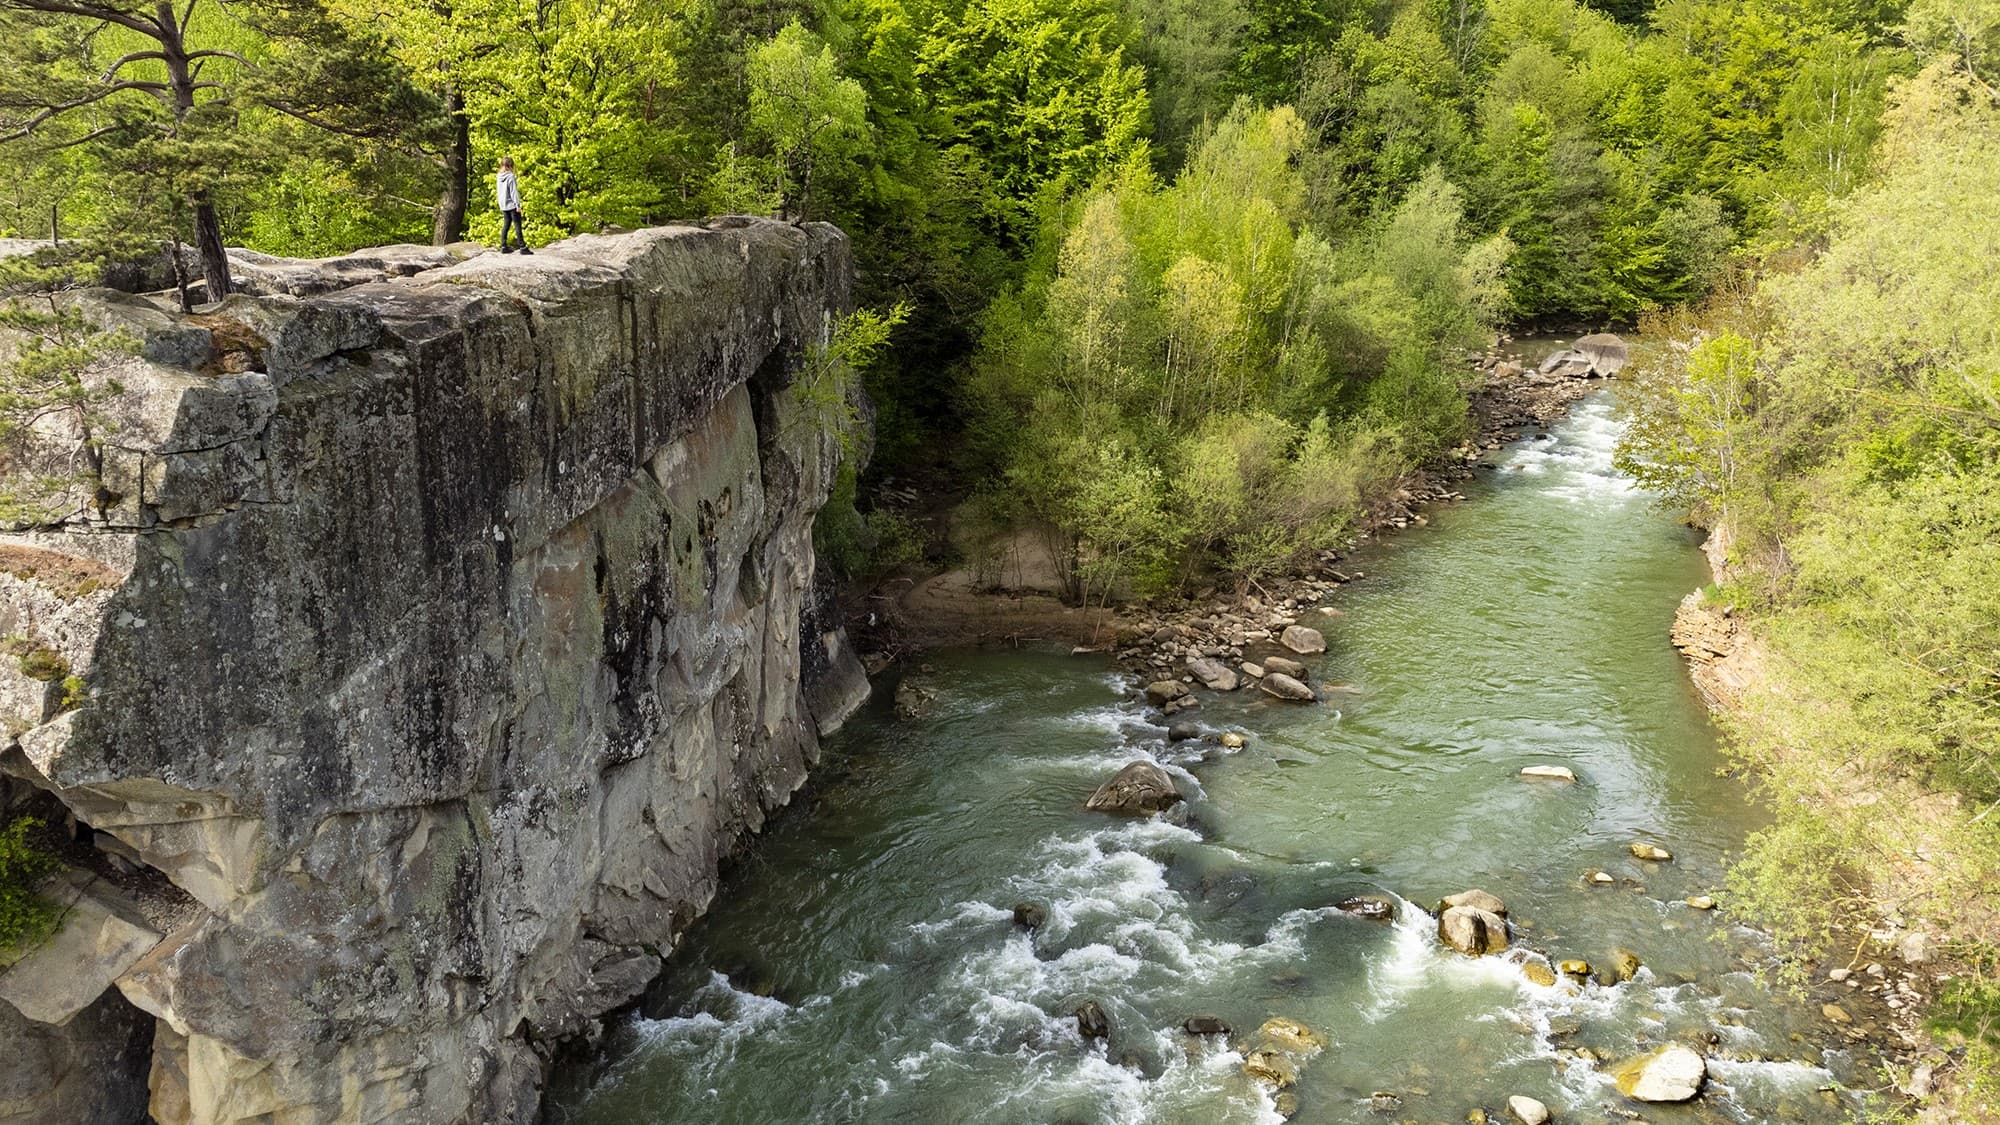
501,208,526,250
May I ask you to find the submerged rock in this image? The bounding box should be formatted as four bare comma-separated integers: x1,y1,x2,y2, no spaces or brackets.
1085,761,1182,815
1610,1044,1706,1102
1335,896,1396,922
1260,673,1315,702
1075,1002,1110,1040
1278,625,1326,655
1438,906,1510,956
1183,1014,1231,1036
1519,765,1577,782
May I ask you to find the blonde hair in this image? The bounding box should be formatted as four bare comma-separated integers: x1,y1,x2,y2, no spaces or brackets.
499,156,515,170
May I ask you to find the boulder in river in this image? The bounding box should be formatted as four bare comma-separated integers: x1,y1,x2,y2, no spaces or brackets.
1629,843,1674,862
1220,732,1246,750
1523,962,1557,987
1074,1002,1110,1040
1255,1017,1325,1053
1438,905,1510,955
1145,679,1190,707
1438,889,1508,917
1261,655,1307,679
1183,1014,1231,1036
1278,625,1326,655
1520,765,1577,782
1167,721,1201,743
1187,657,1239,692
1243,1049,1299,1089
1610,1043,1707,1102
1335,895,1395,922
1558,959,1591,980
1507,1094,1551,1125
1012,902,1048,930
1259,673,1315,702
1574,332,1630,375
1610,947,1643,983
1085,761,1182,815
893,680,935,720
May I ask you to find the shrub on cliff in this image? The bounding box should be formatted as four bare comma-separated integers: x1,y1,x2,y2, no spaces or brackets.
0,814,58,955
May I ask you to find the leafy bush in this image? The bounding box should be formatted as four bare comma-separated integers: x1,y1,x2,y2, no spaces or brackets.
0,815,58,954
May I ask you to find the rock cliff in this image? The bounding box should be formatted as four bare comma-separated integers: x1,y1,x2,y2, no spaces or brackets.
0,218,871,1123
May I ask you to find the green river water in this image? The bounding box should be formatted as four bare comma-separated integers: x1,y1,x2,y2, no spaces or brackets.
549,393,1865,1123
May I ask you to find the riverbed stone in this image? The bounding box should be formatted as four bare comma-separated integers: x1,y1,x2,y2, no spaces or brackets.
1240,662,1264,678
1145,679,1191,707
1507,1094,1551,1124
1256,1017,1325,1053
1335,896,1395,922
1262,655,1308,679
1610,947,1643,983
1523,962,1558,987
1012,903,1047,930
1187,657,1238,692
1278,625,1326,655
1586,870,1616,885
1520,765,1577,782
1167,721,1201,743
1438,906,1509,956
1183,1014,1230,1036
1243,1048,1299,1088
1559,959,1591,980
1629,843,1674,861
1259,673,1315,702
1220,732,1246,750
1686,896,1716,910
1611,1044,1706,1102
1085,761,1183,815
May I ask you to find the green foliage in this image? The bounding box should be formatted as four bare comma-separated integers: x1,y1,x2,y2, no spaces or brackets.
1622,61,2000,1087
0,814,58,954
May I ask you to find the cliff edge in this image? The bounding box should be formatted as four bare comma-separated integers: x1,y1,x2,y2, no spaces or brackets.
0,218,871,1123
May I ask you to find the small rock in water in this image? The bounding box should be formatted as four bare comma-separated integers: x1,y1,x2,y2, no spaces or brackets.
1822,1003,1852,1024
1335,896,1395,922
1629,843,1674,862
1256,1017,1326,1053
1167,721,1201,743
1260,672,1316,702
1279,624,1326,655
1587,870,1617,885
1262,655,1308,679
1220,731,1246,749
1558,959,1592,980
1273,1090,1300,1118
1240,661,1265,678
1183,1014,1231,1036
1075,1001,1110,1040
1367,1090,1400,1111
1084,760,1183,815
1438,906,1510,956
1523,962,1558,988
1507,1094,1551,1125
1438,889,1508,917
1245,1049,1300,1089
1144,679,1190,707
1686,895,1716,910
1012,902,1048,929
1520,765,1577,782
1610,1043,1706,1103
1610,947,1643,983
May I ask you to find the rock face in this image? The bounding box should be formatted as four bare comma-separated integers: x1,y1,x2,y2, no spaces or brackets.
1085,761,1183,815
1611,1044,1707,1102
0,220,869,1124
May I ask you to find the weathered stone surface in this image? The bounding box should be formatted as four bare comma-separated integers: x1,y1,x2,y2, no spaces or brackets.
0,220,867,1124
1259,673,1315,702
1609,947,1643,983
1186,657,1238,692
1573,333,1629,375
1277,625,1325,655
1438,889,1508,917
0,874,162,1024
1085,760,1183,815
1074,1002,1109,1041
1438,906,1509,955
1611,1044,1706,1102
0,987,154,1125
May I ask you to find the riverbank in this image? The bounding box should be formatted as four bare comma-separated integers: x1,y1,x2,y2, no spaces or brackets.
1671,534,1995,1123
855,337,1614,661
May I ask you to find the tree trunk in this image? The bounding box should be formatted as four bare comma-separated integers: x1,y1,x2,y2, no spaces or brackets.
432,88,469,245
192,198,230,303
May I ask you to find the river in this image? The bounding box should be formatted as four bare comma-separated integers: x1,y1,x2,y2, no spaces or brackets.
547,393,1865,1123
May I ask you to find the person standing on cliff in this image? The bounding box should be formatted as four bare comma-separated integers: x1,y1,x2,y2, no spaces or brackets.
496,157,532,255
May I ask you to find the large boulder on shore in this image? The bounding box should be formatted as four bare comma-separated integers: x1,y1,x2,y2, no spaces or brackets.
1260,673,1316,702
1187,657,1239,692
1611,1044,1706,1102
1279,625,1326,655
1574,332,1630,375
1085,760,1183,815
1437,905,1510,955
